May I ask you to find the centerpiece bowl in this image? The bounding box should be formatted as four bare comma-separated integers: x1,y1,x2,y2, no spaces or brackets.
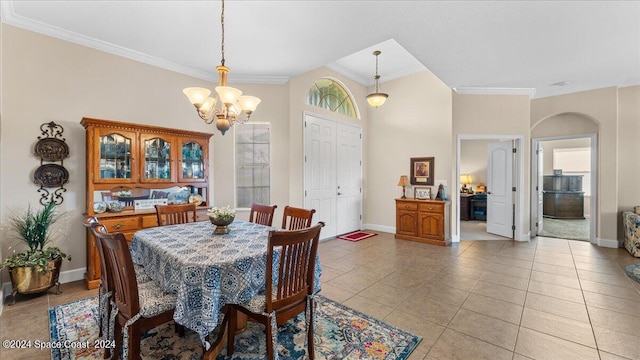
209,215,234,234
207,206,236,234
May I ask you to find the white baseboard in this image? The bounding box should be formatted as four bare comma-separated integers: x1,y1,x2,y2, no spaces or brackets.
363,223,395,234
451,234,460,243
1,267,86,304
597,237,620,248
517,231,531,242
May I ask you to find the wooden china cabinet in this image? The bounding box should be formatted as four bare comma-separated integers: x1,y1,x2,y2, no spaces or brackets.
81,117,214,289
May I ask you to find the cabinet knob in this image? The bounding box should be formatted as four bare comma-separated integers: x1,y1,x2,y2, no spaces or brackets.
428,207,433,210
113,223,123,230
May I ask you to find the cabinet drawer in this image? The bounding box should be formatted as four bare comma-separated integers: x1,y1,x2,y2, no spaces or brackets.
101,217,140,232
141,214,159,228
419,202,444,213
396,202,418,211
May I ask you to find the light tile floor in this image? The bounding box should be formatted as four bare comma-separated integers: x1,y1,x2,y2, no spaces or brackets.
2,232,640,359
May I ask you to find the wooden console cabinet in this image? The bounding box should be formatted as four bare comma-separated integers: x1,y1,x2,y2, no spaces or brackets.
543,175,584,219
82,118,214,289
395,198,451,246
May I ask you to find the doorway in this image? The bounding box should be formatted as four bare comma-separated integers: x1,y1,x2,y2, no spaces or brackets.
530,134,596,242
303,113,362,239
456,135,525,242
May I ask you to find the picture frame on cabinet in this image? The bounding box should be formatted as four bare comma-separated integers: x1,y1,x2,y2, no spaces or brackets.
410,157,434,185
414,187,432,200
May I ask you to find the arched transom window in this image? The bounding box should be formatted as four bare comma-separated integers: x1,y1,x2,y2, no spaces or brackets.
306,78,357,118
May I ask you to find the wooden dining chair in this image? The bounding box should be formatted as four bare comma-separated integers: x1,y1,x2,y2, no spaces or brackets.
249,203,278,226
226,222,324,360
281,206,316,230
155,203,197,226
95,228,180,360
82,216,112,359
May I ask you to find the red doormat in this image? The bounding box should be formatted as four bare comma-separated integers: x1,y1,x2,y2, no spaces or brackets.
337,231,377,242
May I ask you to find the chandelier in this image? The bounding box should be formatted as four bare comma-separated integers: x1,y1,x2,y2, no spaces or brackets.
366,50,389,107
183,0,261,135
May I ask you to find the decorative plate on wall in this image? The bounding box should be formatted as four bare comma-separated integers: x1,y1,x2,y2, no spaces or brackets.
34,138,70,162
34,164,69,187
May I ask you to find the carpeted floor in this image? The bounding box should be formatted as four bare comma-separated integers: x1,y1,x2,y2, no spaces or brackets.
539,217,590,241
50,295,421,360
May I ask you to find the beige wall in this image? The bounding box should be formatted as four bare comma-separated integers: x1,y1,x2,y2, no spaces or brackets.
453,93,531,239
531,87,618,242
365,71,452,229
617,85,640,235
0,25,290,279
460,140,492,189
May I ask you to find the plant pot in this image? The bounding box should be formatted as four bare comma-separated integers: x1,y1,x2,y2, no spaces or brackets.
8,257,62,305
209,216,235,234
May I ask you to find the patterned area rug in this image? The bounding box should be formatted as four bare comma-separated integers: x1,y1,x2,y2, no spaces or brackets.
626,263,640,284
337,231,378,242
50,295,421,359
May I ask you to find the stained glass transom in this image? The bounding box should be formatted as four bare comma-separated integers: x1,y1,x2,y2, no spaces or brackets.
306,78,357,118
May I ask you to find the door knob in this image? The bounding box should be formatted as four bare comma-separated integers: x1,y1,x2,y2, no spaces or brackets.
337,192,343,195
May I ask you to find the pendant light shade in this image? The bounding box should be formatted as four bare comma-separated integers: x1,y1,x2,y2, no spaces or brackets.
366,50,389,107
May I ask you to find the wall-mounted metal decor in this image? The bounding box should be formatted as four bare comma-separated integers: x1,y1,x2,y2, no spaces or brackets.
34,122,69,205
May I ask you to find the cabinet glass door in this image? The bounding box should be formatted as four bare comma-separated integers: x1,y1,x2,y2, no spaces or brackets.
141,135,175,182
180,140,207,182
97,130,135,183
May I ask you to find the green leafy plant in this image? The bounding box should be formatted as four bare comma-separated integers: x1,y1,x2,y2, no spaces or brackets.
1,202,71,272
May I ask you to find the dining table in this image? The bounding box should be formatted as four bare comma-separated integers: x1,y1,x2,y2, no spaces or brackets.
129,219,322,357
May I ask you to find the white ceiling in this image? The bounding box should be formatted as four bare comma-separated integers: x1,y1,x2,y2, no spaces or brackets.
2,1,639,99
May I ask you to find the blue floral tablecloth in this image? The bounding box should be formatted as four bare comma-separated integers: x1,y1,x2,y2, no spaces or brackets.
130,220,321,343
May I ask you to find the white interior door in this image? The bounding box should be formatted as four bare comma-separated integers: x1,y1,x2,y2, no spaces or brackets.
487,141,514,238
536,143,544,234
336,124,362,235
304,114,362,239
304,115,337,238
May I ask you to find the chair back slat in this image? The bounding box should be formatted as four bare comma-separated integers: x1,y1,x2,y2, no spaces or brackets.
266,222,323,313
249,203,278,226
155,203,197,226
281,206,315,230
94,229,140,318
82,217,114,294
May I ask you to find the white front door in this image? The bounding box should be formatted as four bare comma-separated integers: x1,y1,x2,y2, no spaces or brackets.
536,143,544,234
304,114,362,239
336,124,362,235
487,141,514,238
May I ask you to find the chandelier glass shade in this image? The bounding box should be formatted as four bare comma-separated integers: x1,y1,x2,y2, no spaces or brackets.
366,50,389,107
183,0,260,135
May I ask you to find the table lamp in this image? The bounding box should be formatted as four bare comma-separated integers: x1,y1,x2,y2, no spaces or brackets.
397,175,410,199
460,174,473,193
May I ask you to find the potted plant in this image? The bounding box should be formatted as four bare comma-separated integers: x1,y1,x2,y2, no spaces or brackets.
1,202,71,305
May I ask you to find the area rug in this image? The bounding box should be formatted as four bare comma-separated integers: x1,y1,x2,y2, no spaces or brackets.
337,231,377,242
50,295,421,360
626,263,640,284
539,218,590,241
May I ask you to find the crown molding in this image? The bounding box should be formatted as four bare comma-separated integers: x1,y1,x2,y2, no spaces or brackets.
0,1,288,85
453,87,536,98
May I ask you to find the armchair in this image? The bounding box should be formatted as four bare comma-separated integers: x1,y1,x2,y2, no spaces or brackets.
623,211,640,257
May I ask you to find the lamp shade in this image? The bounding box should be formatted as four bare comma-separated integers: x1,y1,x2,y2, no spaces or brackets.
238,95,261,113
397,175,410,186
183,87,211,107
215,86,243,105
366,92,389,107
460,174,473,185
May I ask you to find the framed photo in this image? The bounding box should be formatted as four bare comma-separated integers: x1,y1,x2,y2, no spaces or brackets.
414,187,432,200
410,157,434,185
